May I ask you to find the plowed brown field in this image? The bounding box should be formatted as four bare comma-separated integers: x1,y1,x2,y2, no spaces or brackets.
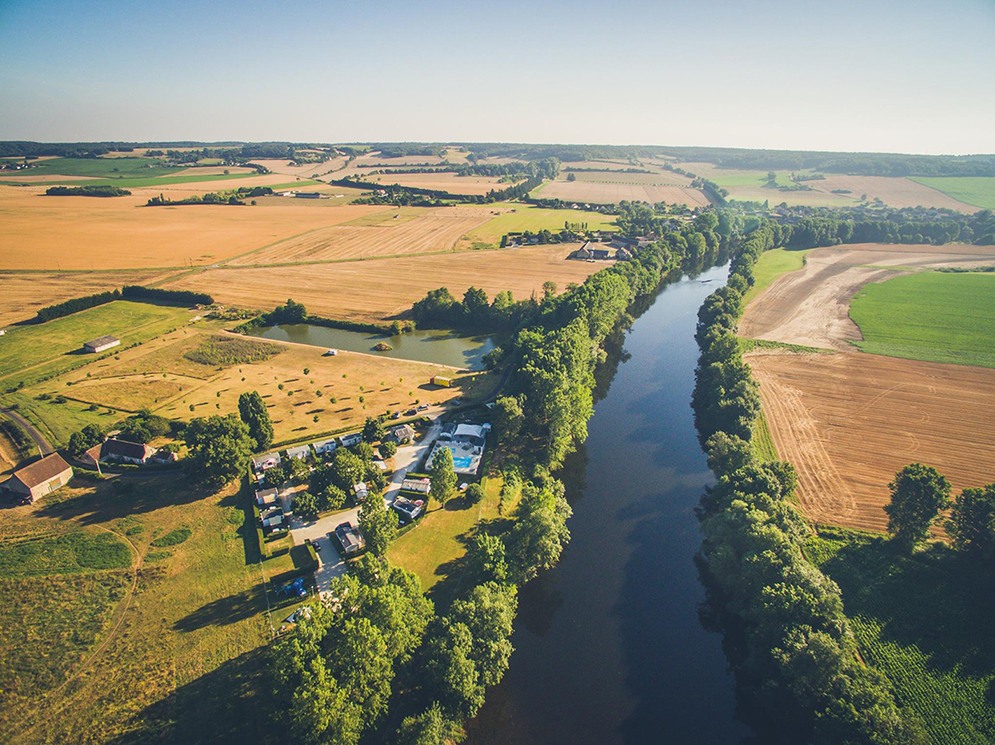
749,351,995,533
166,245,607,321
740,243,995,350
228,207,491,265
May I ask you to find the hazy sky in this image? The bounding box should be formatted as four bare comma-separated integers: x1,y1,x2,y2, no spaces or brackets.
1,0,993,154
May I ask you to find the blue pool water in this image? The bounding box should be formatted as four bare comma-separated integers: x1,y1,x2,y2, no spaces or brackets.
453,456,473,470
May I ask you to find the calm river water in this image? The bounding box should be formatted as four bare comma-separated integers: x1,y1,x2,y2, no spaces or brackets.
466,264,748,744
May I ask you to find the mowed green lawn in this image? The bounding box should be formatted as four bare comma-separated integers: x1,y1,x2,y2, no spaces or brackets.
462,203,618,247
849,271,995,368
912,177,995,210
742,247,812,307
807,527,995,745
5,156,181,180
0,300,192,384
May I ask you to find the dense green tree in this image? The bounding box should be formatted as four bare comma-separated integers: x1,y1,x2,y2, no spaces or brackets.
237,391,274,450
506,479,572,583
464,482,485,504
493,395,525,443
358,494,398,556
68,423,104,457
423,620,485,719
429,447,458,505
363,415,387,443
380,440,397,458
317,483,347,512
286,456,311,484
448,582,517,687
294,490,319,521
884,463,951,550
948,483,995,558
329,447,366,491
465,533,508,584
705,431,752,476
184,414,254,488
395,704,463,745
266,298,307,324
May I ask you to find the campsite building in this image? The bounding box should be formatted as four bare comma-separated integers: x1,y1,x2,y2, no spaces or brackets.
3,453,73,503
83,335,121,353
285,444,311,461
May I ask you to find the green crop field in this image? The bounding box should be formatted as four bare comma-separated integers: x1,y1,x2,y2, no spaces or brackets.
461,203,618,248
849,271,995,368
807,527,995,744
912,177,995,210
742,247,812,306
0,300,193,386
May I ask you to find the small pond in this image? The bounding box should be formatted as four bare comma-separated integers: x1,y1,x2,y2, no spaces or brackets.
249,324,496,371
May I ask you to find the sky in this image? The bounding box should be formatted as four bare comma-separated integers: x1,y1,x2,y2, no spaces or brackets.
0,0,993,154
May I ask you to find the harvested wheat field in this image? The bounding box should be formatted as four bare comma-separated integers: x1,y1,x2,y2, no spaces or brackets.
536,177,711,207
804,175,978,213
740,243,995,350
364,171,515,196
228,207,492,265
168,245,608,321
0,270,174,326
749,350,995,533
0,185,390,269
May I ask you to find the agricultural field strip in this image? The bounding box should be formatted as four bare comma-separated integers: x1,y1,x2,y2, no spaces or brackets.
740,243,995,350
749,350,995,533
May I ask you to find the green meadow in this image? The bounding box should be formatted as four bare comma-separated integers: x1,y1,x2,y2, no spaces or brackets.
741,247,812,306
912,177,995,210
461,203,618,248
849,271,995,368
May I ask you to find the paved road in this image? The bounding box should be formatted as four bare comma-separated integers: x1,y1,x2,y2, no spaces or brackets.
281,419,443,592
0,407,53,457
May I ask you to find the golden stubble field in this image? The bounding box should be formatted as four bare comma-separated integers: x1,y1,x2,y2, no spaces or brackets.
749,350,995,533
228,206,493,265
364,171,515,196
167,245,609,322
0,185,392,270
537,177,711,207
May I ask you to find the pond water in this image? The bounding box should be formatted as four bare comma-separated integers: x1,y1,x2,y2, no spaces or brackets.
249,324,496,371
465,263,748,745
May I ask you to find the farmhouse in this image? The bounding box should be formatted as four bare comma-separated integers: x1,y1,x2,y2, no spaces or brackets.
83,335,121,353
89,437,157,465
3,453,73,504
572,242,612,261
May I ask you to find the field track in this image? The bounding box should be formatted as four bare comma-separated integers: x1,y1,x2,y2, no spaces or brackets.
749,350,995,533
740,243,995,349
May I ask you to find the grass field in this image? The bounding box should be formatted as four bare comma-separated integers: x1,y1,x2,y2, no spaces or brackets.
750,411,778,463
912,177,995,210
458,204,618,249
389,475,507,592
680,162,855,207
741,247,812,306
2,156,182,180
0,300,194,386
850,271,995,368
0,475,286,744
807,526,995,744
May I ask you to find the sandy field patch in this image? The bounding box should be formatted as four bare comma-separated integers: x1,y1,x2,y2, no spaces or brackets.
804,175,977,213
0,270,174,326
250,158,348,180
749,350,995,533
65,375,190,411
536,179,711,207
740,243,995,350
0,185,390,270
166,245,609,322
227,207,491,265
680,162,856,207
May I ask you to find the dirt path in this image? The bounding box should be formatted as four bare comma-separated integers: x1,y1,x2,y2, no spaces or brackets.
740,243,995,350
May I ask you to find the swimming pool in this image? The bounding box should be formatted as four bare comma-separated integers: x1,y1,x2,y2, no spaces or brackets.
453,456,473,470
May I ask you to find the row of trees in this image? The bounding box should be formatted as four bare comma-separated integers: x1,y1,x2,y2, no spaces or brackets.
44,185,130,197
692,226,923,743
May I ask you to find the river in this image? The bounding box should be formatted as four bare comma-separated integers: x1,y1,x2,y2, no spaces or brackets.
466,263,748,745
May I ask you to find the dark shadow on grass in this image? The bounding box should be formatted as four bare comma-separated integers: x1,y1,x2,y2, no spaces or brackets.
104,647,279,745
174,587,262,631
